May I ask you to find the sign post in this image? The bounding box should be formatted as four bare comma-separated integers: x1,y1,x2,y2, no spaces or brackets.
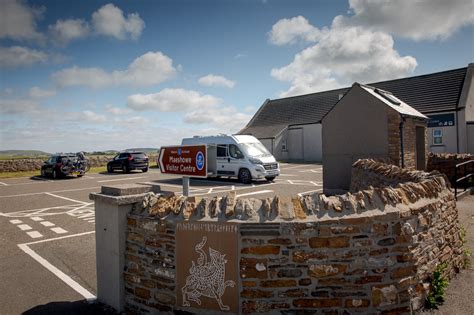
159,145,207,196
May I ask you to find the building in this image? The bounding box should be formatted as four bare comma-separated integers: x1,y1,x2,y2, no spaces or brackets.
322,83,428,193
239,64,474,161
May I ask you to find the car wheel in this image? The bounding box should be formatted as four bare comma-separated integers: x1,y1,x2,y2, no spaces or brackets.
238,168,252,184
142,167,148,173
122,165,130,173
52,169,57,179
265,176,276,182
107,165,113,173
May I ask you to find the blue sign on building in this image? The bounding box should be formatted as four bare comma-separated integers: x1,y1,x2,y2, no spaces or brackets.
427,113,455,128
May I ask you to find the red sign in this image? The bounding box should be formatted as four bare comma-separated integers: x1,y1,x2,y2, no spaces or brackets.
159,145,207,177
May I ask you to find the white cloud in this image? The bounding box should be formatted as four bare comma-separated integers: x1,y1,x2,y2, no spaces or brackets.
268,16,323,45
83,110,106,123
0,46,48,68
198,74,236,88
0,0,44,41
184,106,252,132
105,104,132,115
270,19,417,96
28,86,56,99
127,88,221,111
49,19,90,45
0,98,39,115
114,116,149,127
52,51,177,88
336,0,474,41
92,3,145,40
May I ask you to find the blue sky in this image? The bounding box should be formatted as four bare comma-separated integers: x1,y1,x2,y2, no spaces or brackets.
1,0,473,153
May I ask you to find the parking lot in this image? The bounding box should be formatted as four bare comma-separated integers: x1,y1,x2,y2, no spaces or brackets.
0,163,322,314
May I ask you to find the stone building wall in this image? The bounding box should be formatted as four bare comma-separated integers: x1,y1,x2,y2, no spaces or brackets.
122,160,463,314
427,153,474,186
387,110,428,170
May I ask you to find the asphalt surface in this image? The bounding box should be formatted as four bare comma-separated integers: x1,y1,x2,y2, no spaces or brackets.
0,163,322,314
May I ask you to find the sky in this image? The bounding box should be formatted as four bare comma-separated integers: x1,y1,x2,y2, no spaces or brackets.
0,0,473,153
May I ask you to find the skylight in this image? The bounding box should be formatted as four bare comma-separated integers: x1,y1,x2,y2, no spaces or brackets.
375,89,401,105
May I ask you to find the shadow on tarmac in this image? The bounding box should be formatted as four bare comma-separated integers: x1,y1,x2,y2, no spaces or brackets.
23,300,117,315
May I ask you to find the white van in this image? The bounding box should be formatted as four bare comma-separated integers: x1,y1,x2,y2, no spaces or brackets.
181,135,280,183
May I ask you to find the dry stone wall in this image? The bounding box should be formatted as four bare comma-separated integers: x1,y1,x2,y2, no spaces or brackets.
0,155,158,173
123,160,463,314
427,152,474,186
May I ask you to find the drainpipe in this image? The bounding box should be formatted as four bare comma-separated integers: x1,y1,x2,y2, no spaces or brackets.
399,115,406,168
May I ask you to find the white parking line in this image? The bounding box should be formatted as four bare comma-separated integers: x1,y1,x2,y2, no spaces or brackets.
26,231,43,238
18,242,95,300
98,176,146,183
51,227,68,234
0,187,101,198
45,192,88,205
31,217,44,221
298,188,323,196
0,181,8,186
9,219,22,224
18,224,32,231
236,190,274,198
40,221,55,227
280,164,319,170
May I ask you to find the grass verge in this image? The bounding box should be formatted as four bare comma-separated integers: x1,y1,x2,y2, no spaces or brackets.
0,166,107,179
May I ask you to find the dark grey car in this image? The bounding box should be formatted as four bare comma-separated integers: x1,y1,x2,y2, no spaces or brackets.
106,152,149,173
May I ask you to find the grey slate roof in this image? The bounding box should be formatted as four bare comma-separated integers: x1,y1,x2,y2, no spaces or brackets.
239,67,467,139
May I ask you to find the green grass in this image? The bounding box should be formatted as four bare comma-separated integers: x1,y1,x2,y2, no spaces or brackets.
0,155,48,160
0,166,107,179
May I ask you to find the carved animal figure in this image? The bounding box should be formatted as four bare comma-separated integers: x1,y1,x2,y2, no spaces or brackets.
181,236,235,311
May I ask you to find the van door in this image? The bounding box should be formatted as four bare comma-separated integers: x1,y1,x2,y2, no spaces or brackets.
227,144,245,176
216,144,233,176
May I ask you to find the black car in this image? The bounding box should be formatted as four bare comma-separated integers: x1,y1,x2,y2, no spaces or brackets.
41,153,90,179
107,152,149,173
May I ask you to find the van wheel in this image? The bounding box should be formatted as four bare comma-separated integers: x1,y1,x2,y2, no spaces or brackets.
238,168,252,184
265,176,275,182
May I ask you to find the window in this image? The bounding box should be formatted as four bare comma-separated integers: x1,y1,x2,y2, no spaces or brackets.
433,129,443,145
217,145,227,157
281,140,287,151
375,89,401,105
229,144,244,159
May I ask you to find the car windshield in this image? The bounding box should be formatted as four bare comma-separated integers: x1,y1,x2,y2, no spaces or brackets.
240,142,271,158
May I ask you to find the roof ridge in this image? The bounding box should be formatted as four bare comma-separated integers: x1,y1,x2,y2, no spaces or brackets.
268,66,468,103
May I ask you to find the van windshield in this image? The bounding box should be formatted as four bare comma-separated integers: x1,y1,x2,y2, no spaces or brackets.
240,142,271,158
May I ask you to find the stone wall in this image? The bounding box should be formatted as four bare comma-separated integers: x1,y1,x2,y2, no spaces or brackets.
350,159,438,192
427,153,474,186
121,160,463,314
0,155,158,173
387,111,428,170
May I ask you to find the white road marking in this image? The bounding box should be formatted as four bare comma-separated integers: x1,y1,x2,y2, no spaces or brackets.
51,227,68,234
9,219,23,224
40,221,55,227
298,188,323,197
278,174,298,177
236,190,274,197
280,164,318,170
26,231,43,238
192,182,275,197
22,231,94,246
18,224,32,231
45,192,88,205
31,217,44,221
0,204,84,217
0,186,101,199
18,243,95,300
98,176,146,183
0,181,8,186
